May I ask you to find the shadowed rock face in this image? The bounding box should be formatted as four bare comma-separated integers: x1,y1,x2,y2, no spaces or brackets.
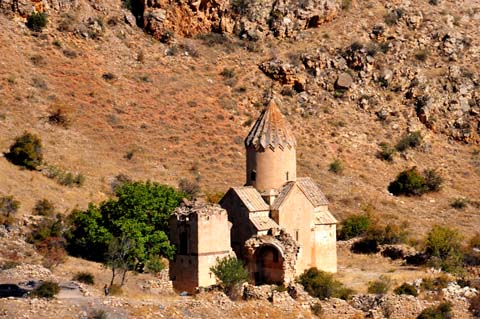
131,0,340,40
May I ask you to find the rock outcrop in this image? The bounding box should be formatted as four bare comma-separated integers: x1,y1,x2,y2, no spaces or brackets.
132,0,340,40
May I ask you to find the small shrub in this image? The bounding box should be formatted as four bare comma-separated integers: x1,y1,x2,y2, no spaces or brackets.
145,255,166,275
73,271,95,285
417,302,452,319
210,256,249,292
33,199,55,216
384,8,405,26
178,178,200,199
102,73,117,81
338,214,372,240
110,174,132,193
388,167,427,196
415,50,429,62
421,276,449,291
0,195,19,226
425,225,463,274
311,302,324,317
47,108,71,128
108,284,123,296
396,131,422,152
341,0,352,10
382,247,404,260
451,198,468,209
329,159,344,174
367,223,408,245
31,281,60,299
368,276,392,294
5,132,43,170
394,283,418,296
351,238,380,254
205,191,224,204
377,143,396,162
221,68,236,78
27,12,48,32
424,169,443,192
298,268,354,300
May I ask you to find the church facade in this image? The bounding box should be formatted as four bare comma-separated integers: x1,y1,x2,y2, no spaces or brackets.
169,99,337,292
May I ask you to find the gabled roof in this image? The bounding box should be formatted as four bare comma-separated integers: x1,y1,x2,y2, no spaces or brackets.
250,215,280,231
296,177,329,207
244,99,297,150
271,177,329,210
230,187,269,212
314,211,337,224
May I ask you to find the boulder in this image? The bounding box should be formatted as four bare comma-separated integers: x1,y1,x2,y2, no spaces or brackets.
335,72,353,90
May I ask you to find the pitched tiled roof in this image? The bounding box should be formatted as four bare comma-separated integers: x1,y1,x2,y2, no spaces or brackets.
270,181,295,210
231,187,269,212
250,215,280,231
314,211,338,224
245,99,297,150
296,177,329,207
271,177,328,210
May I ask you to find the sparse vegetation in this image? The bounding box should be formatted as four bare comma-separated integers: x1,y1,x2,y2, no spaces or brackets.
73,271,95,285
310,302,323,317
377,143,396,162
451,198,468,209
384,8,405,26
27,12,48,32
338,214,372,240
417,302,452,319
425,225,463,274
388,167,443,196
394,283,418,296
178,178,200,198
415,49,429,62
368,276,392,294
33,199,55,216
5,132,43,170
0,195,20,226
43,166,85,187
298,268,354,300
420,276,449,292
328,159,344,174
47,108,71,128
210,256,249,295
145,255,166,275
31,281,60,299
396,131,422,152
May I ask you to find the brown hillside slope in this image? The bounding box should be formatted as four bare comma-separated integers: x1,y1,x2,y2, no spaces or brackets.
0,0,478,240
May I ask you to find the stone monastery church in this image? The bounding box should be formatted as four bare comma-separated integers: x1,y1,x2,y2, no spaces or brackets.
169,99,337,293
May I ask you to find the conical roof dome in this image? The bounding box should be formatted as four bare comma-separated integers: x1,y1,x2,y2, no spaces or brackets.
245,99,297,150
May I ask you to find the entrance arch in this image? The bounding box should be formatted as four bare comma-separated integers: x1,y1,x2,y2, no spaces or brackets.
253,245,284,285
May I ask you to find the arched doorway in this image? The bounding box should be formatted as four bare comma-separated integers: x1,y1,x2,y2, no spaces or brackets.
253,245,284,285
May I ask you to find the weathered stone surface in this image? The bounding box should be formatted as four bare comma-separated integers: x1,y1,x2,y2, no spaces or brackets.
134,0,341,40
335,72,353,90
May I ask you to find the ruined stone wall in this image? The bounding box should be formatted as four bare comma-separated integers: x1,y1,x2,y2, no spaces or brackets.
246,146,296,192
273,184,315,275
169,201,232,293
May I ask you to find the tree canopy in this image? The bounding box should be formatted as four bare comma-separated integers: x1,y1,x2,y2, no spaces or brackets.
66,181,185,265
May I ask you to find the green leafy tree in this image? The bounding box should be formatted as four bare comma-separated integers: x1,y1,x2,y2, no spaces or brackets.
338,214,372,240
66,181,184,285
5,132,43,170
425,225,464,274
210,256,249,292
